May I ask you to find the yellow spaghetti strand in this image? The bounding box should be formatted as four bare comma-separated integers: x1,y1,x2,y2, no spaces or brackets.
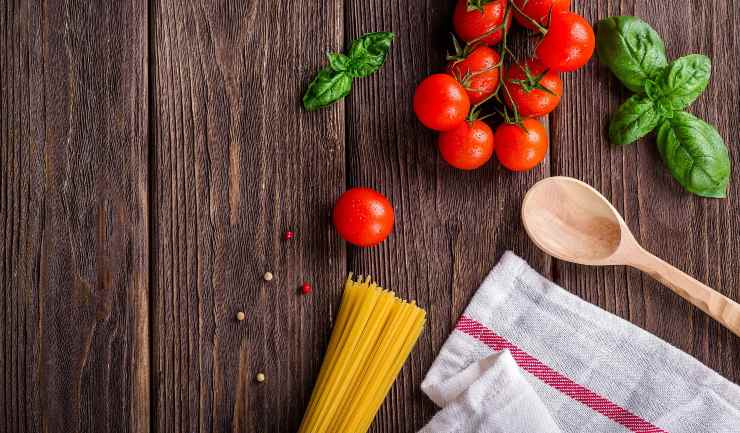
337,298,408,432
298,276,426,433
318,288,394,433
306,279,380,433
330,294,404,432
300,277,357,428
355,305,426,433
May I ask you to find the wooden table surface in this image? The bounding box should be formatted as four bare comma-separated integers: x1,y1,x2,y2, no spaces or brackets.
2,0,739,432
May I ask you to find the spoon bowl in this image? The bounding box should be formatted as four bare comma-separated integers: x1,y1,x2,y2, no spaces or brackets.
521,177,628,265
521,176,740,337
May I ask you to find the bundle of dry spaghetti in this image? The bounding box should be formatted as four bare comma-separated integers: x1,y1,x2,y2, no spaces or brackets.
298,274,427,433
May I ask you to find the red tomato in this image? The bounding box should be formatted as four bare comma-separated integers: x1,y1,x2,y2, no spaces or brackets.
494,118,548,171
438,120,495,170
512,0,570,30
413,74,470,131
503,59,563,117
447,45,501,105
535,12,595,72
333,188,394,247
453,0,511,46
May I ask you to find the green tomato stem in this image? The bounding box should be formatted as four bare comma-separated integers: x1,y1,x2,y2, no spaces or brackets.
508,1,548,35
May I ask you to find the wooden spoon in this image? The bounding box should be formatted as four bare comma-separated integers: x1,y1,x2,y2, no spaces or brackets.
521,176,740,337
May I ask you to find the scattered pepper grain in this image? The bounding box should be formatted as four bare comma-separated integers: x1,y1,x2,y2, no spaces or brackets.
236,311,246,321
301,282,312,295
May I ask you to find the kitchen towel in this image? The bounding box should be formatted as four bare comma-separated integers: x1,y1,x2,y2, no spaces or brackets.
420,251,740,433
418,349,563,433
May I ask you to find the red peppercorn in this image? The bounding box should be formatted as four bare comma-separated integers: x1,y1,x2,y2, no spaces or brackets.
284,230,295,240
301,283,312,295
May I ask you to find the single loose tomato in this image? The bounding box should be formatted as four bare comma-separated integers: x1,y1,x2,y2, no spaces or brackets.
535,12,595,72
503,59,563,117
333,187,394,247
438,119,495,170
413,74,470,131
453,0,511,46
494,118,548,171
447,45,501,105
512,0,570,30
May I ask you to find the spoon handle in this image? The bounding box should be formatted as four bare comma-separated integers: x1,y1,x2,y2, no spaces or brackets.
631,251,740,337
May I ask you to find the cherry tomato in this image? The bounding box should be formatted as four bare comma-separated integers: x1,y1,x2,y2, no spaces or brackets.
438,120,495,170
333,187,394,247
504,59,563,117
453,0,511,46
447,45,501,105
535,12,595,72
512,0,570,30
413,74,470,131
494,118,548,171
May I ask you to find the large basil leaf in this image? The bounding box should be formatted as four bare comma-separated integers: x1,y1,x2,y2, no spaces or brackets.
596,16,668,93
656,112,731,198
302,68,352,111
346,32,394,78
650,54,711,111
608,95,662,145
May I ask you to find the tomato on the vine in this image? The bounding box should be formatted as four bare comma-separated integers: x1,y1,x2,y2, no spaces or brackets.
453,0,511,46
512,0,570,30
438,119,495,170
494,118,548,171
447,45,501,105
504,59,562,117
333,187,394,247
535,11,595,72
413,74,471,131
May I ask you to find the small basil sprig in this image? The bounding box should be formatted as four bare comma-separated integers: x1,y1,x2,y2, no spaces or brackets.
303,32,394,111
597,16,731,198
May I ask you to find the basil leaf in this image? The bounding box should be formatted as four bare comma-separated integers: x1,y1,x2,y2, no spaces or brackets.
608,95,662,145
346,32,394,78
652,54,711,111
596,16,668,93
327,53,350,72
303,32,393,111
302,68,352,111
656,112,731,198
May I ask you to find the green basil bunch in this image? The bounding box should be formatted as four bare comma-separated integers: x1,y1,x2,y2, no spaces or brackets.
303,32,394,111
597,16,731,198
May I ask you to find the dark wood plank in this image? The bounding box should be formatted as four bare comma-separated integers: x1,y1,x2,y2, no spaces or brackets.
0,0,149,432
551,0,740,382
345,1,550,432
150,0,345,432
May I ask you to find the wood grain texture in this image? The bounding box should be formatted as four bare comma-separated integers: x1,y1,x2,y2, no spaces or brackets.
344,1,550,432
0,0,149,432
550,0,740,382
3,0,740,432
150,0,345,432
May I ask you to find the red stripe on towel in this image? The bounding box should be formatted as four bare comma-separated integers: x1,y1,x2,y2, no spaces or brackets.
456,315,668,433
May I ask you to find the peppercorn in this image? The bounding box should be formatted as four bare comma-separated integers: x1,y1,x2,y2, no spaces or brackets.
301,283,312,295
